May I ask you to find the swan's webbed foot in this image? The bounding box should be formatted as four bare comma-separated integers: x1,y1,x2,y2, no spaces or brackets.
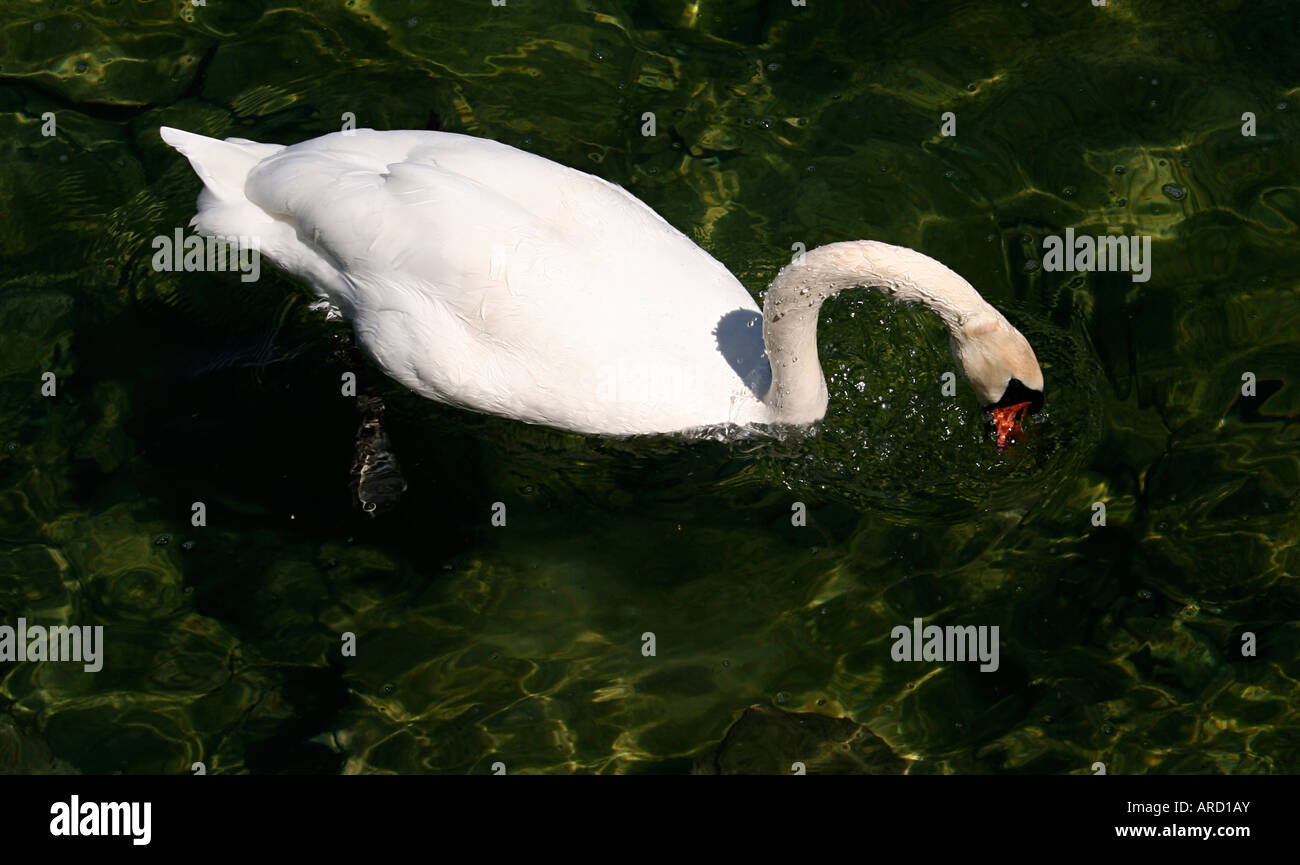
334,333,408,516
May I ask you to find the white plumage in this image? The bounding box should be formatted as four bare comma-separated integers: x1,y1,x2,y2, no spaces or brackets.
161,127,1042,438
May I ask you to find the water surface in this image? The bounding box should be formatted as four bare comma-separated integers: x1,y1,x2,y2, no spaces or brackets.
1,0,1297,774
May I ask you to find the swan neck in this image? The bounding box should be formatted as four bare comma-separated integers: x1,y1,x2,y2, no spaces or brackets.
760,241,994,424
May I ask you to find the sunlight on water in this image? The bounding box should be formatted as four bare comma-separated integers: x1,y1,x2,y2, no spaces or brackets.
0,0,1297,775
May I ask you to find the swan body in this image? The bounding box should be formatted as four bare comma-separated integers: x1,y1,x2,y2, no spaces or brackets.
161,126,1044,438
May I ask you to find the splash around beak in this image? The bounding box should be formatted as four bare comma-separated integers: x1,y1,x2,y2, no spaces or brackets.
989,402,1031,448
983,377,1044,448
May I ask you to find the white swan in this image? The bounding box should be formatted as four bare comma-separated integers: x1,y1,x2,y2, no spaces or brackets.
160,127,1044,444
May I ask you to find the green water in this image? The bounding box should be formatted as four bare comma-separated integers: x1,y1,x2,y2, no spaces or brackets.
1,0,1297,774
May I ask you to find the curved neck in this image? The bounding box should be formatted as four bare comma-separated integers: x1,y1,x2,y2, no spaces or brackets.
760,241,998,423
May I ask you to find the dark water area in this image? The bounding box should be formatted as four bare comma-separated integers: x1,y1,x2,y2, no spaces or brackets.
0,0,1297,774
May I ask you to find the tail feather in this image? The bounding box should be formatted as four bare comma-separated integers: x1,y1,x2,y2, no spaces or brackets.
162,126,351,302
160,127,283,202
160,126,288,242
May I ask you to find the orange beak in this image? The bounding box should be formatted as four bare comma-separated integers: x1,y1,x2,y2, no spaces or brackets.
990,401,1031,448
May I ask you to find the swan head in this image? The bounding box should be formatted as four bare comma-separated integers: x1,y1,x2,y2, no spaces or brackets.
950,314,1044,447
